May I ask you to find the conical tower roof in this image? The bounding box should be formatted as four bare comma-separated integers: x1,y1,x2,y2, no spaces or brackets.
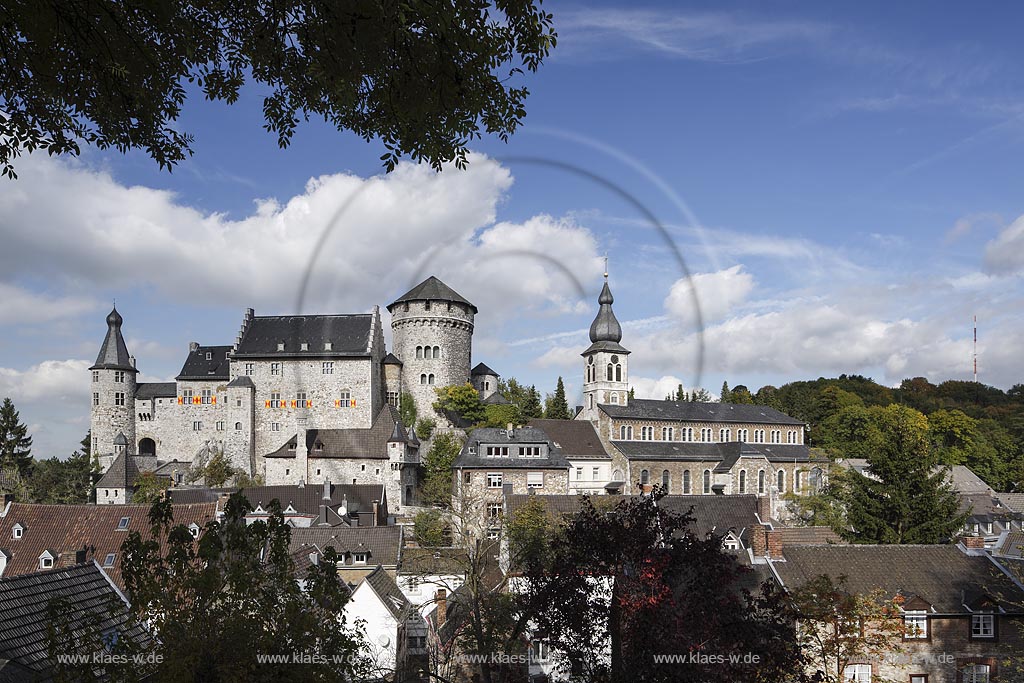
90,306,136,371
388,275,477,314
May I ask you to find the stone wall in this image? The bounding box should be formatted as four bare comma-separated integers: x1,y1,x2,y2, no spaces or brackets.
90,369,136,466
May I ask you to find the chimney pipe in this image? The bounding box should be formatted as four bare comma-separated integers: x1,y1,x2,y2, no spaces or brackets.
435,589,447,627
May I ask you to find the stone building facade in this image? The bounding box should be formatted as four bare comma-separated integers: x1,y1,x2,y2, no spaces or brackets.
88,277,498,507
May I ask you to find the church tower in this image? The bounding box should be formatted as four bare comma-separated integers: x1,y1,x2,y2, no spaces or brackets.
580,272,630,422
387,276,476,426
89,307,138,472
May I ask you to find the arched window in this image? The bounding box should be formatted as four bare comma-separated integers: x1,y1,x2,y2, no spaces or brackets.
640,469,650,485
661,470,670,492
427,373,435,385
720,428,731,441
809,467,824,493
415,346,423,359
588,395,594,409
738,469,747,494
794,470,802,493
758,469,766,494
686,427,694,441
619,425,633,440
682,470,691,494
610,393,619,404
703,469,711,494
738,429,747,442
235,422,242,431
420,373,427,385
615,364,622,381
432,346,440,359
607,364,613,381
777,470,786,494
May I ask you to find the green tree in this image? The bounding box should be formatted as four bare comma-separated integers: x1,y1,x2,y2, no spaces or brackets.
729,384,754,404
413,508,449,547
433,383,485,425
689,387,712,402
120,496,368,681
399,390,417,429
843,405,966,544
131,472,166,505
816,404,883,458
415,417,436,440
0,1,556,179
420,431,463,507
520,384,543,419
719,381,730,403
481,403,521,428
544,377,571,420
195,447,234,487
0,397,32,478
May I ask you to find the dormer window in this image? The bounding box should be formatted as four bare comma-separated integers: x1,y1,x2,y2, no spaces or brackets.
904,610,928,639
324,342,333,351
103,553,116,568
205,352,212,361
188,523,201,539
300,342,308,351
117,516,130,531
354,553,367,564
12,523,24,539
277,342,285,351
39,552,55,569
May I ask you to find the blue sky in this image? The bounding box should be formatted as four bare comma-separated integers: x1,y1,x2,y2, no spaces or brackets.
3,1,1024,458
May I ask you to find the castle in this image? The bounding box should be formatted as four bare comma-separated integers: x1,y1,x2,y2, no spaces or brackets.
90,276,495,509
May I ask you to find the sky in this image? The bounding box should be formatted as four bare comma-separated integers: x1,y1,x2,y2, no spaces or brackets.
3,1,1024,459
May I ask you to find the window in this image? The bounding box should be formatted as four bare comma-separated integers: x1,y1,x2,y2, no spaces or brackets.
758,470,766,495
619,425,633,440
420,373,427,384
738,429,748,442
295,390,307,405
271,391,282,408
117,516,130,530
40,555,54,569
271,362,282,376
972,613,995,638
235,422,242,430
114,392,125,406
661,470,670,491
92,392,100,407
487,473,503,488
961,664,989,683
201,389,212,404
576,467,584,480
92,370,99,382
428,373,435,385
354,553,367,565
777,470,786,493
720,428,731,441
531,640,550,663
322,362,334,375
843,664,871,681
114,370,125,383
188,524,200,538
464,472,472,483
610,393,619,404
245,362,254,375
484,381,490,390
607,364,613,381
904,611,927,639
387,391,399,407
683,470,691,494
324,341,333,351
685,427,694,441
641,426,653,440
615,364,622,381
486,528,500,540
519,446,541,457
794,470,803,493
593,466,600,480
662,427,674,441
182,388,193,404
12,525,23,539
271,422,280,431
703,469,711,494
488,503,503,519
527,472,544,489
738,470,747,494
701,428,712,442
910,676,928,683
193,421,203,431
299,342,308,351
103,553,116,568
485,446,509,457
432,346,440,358
416,346,423,359
216,421,224,431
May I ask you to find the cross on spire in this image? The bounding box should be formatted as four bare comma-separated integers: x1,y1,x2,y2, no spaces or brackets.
603,255,608,279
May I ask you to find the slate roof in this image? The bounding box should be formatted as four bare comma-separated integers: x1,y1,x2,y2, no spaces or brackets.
288,526,402,568
998,492,1024,513
600,399,805,425
471,362,498,377
265,405,409,460
505,494,761,541
166,487,234,505
176,344,232,380
948,465,995,494
611,440,816,464
238,482,387,523
388,276,477,314
773,545,1024,613
957,493,1022,523
587,280,624,347
0,502,217,590
135,382,177,399
996,532,1024,558
382,352,403,366
226,376,255,388
399,547,469,577
771,526,846,546
453,427,570,469
0,562,152,680
527,419,609,459
90,308,136,372
482,392,510,405
233,314,373,358
363,565,414,619
94,452,140,490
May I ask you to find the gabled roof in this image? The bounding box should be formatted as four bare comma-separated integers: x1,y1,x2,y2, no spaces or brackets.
363,565,413,619
226,376,255,389
527,419,609,459
998,492,1024,514
600,399,805,425
0,502,217,590
176,344,232,380
771,526,846,546
235,483,387,524
773,545,1024,614
0,562,152,678
388,275,477,313
471,362,498,377
482,392,510,405
610,440,816,464
233,314,374,358
135,382,177,399
454,427,570,469
265,405,409,460
94,451,141,490
289,527,402,568
382,352,403,366
90,307,136,372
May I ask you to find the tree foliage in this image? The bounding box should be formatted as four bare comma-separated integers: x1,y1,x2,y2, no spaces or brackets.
543,376,572,419
0,396,32,477
27,433,96,504
419,431,463,507
433,382,486,425
120,496,368,681
399,390,417,429
498,378,543,419
0,0,556,178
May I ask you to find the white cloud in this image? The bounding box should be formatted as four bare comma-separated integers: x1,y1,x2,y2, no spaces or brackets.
0,359,91,403
0,283,97,324
625,375,694,400
664,265,754,326
984,214,1024,274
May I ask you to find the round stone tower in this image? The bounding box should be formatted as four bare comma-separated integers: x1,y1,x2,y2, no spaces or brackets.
387,276,476,425
89,306,138,471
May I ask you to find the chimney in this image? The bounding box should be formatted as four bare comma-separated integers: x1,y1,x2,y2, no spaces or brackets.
2,492,14,509
961,535,986,549
435,589,447,628
766,529,784,559
75,546,88,564
751,524,767,557
130,355,137,368
309,551,319,566
756,496,772,523
189,341,200,352
372,500,379,527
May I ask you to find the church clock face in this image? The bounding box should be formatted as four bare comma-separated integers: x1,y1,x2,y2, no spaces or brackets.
610,355,618,363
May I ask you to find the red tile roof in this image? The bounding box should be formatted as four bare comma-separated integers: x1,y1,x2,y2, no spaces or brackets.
0,502,217,590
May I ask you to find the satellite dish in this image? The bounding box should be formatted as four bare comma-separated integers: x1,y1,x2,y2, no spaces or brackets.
377,634,391,647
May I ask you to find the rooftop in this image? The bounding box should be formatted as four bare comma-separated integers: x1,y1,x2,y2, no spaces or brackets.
388,275,477,314
265,405,411,460
527,419,609,459
176,344,232,380
233,313,374,358
600,398,805,425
